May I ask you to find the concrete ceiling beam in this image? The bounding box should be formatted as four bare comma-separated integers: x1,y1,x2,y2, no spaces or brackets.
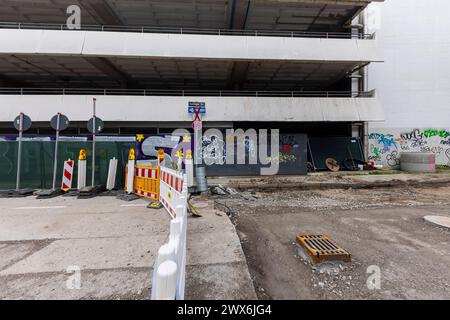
78,0,124,25
84,57,133,88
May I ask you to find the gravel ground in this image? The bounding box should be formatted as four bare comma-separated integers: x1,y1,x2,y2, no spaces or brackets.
211,185,450,300
214,186,450,212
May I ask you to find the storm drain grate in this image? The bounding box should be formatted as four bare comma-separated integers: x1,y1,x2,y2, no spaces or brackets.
296,234,351,264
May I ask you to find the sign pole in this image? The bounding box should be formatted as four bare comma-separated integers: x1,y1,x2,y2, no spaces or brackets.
91,98,96,187
51,113,61,190
15,113,24,191
193,106,203,166
187,102,206,166
194,118,202,166
36,113,69,198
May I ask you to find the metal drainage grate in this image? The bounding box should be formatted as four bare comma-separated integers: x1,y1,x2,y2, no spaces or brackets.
296,234,351,264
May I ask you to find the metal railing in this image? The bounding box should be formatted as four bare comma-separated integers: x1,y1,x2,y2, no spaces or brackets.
0,21,374,40
0,87,375,98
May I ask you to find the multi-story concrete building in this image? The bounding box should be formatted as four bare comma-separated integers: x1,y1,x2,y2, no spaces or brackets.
0,0,384,173
367,0,450,167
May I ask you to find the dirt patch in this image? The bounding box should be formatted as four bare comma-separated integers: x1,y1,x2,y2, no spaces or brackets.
212,186,450,300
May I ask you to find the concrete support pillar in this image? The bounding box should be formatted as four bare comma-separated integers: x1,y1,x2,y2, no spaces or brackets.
363,121,369,161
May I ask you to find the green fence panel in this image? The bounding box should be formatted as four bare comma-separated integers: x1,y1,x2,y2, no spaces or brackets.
0,141,136,190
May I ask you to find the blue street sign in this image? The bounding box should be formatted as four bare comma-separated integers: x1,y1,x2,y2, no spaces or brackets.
189,102,205,107
188,102,206,114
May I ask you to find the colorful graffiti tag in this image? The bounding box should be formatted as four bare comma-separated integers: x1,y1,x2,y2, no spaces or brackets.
368,133,398,153
369,128,450,168
368,144,382,162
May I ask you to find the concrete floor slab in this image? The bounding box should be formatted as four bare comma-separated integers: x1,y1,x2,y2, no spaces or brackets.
0,241,49,271
0,268,152,300
187,230,245,266
0,210,169,241
0,235,166,275
185,199,256,299
185,262,257,300
0,195,256,299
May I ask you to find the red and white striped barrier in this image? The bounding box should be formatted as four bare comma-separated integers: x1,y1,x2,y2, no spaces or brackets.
132,165,160,200
61,159,74,192
152,166,188,300
135,167,159,180
159,167,185,219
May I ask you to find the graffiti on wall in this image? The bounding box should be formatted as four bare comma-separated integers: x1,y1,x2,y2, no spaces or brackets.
369,128,450,168
368,133,398,153
137,134,182,167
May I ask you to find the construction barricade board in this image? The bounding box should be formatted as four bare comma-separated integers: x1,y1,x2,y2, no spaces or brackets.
125,164,160,201
159,167,186,219
152,166,188,300
61,159,74,192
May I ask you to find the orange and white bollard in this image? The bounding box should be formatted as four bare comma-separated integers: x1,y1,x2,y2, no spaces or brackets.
126,148,135,194
185,150,194,188
77,149,87,190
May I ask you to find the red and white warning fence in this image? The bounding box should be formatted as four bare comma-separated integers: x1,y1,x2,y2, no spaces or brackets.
159,167,185,218
61,159,74,191
133,165,160,200
152,167,188,300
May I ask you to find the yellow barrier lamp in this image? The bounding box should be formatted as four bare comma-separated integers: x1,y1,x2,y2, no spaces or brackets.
157,149,165,160
186,149,193,159
128,148,135,161
79,149,87,161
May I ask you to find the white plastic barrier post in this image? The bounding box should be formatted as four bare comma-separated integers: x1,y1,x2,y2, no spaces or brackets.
126,148,135,194
151,167,188,300
185,157,194,188
155,261,178,300
151,242,176,300
77,149,87,190
175,202,187,299
106,157,118,191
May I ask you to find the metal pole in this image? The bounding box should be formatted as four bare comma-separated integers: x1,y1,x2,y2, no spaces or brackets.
15,113,23,191
194,113,202,166
52,113,61,190
91,98,96,187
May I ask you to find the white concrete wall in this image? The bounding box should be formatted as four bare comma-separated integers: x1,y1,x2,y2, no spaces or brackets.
0,29,381,62
0,95,383,123
367,0,450,166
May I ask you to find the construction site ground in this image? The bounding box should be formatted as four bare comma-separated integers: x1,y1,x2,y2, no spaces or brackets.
212,176,450,300
1,171,450,300
209,170,450,191
0,195,255,300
